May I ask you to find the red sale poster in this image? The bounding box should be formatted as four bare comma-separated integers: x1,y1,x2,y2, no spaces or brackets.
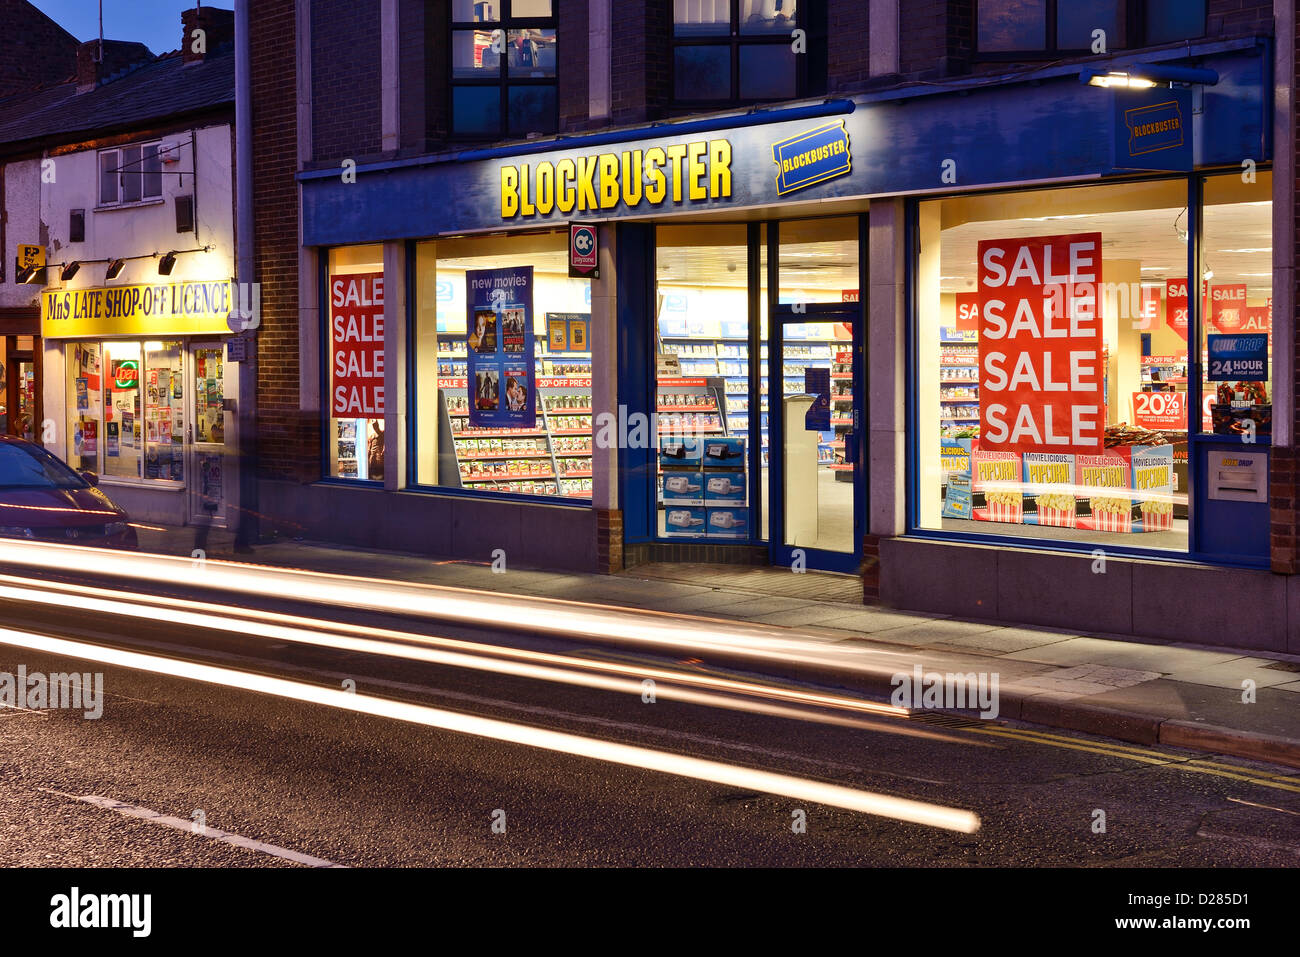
954,292,979,331
977,232,1104,454
1165,279,1188,341
1243,305,1271,332
1208,284,1247,333
330,272,385,418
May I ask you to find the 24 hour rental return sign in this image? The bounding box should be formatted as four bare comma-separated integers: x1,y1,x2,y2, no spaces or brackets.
978,233,1104,453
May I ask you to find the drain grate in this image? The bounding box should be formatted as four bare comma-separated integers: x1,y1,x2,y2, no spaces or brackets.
905,711,992,730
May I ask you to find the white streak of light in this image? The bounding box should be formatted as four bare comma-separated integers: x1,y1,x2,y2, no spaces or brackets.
0,541,915,676
0,627,980,833
0,578,983,744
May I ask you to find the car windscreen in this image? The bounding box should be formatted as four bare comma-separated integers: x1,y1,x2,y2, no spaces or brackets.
0,443,89,490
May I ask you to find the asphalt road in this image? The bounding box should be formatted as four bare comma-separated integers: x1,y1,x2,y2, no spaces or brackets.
1,577,1299,868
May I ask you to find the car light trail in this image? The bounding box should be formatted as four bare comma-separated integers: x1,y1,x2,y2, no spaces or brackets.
0,540,919,677
0,575,990,745
0,626,981,833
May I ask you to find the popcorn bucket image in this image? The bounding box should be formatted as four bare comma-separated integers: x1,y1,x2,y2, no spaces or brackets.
1088,501,1133,532
1038,506,1077,528
986,500,1023,524
1138,503,1174,531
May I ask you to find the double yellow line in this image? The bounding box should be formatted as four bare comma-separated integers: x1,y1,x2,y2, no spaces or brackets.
967,724,1300,794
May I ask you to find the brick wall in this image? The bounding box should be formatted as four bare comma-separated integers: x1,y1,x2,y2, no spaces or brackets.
0,0,78,98
559,0,590,131
611,0,669,122
827,0,871,90
1272,8,1298,574
1207,0,1274,35
898,0,972,80
399,0,429,151
310,0,382,162
251,0,315,483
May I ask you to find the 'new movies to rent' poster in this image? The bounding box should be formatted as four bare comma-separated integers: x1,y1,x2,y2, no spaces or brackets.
977,233,1104,456
466,266,534,429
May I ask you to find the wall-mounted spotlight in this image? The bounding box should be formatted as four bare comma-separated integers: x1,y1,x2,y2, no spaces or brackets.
105,259,125,280
60,261,81,281
16,265,44,284
158,251,178,276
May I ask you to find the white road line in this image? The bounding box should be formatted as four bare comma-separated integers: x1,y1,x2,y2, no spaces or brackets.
40,789,347,868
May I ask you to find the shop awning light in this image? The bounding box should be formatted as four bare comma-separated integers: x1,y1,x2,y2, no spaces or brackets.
60,261,80,281
105,259,125,280
15,265,44,284
157,251,178,276
1081,64,1219,88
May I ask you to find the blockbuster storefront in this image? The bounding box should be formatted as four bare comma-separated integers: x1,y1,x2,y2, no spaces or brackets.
297,36,1288,650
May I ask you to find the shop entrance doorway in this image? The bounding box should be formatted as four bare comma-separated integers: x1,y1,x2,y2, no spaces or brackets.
189,342,227,526
768,304,864,573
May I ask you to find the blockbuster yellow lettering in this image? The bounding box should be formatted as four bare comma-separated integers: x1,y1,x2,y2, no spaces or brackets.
535,161,555,214
556,158,576,213
687,142,707,201
501,166,520,218
664,144,688,202
576,156,599,212
709,139,731,198
644,147,666,204
518,162,535,216
598,153,619,209
621,150,643,206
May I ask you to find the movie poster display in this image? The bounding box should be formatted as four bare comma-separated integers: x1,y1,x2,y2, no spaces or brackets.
466,266,535,428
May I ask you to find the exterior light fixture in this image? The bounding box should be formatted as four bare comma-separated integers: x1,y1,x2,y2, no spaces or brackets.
60,261,81,281
158,251,178,276
1080,64,1219,88
16,265,43,284
105,259,125,280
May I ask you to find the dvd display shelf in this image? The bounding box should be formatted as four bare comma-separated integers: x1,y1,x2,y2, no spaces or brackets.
436,331,590,380
940,337,980,439
438,376,594,498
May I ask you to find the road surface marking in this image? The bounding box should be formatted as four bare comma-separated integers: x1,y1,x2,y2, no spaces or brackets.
968,726,1300,794
39,789,347,868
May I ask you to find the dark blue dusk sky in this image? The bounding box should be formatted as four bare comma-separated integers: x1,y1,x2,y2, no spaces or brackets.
29,0,212,57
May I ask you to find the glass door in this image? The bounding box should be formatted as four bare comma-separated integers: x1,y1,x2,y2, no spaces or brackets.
189,342,227,525
768,305,863,572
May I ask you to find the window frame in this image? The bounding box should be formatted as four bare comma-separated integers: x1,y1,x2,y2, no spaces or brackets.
96,141,165,210
973,0,1207,61
670,0,811,109
448,1,559,141
904,166,1274,570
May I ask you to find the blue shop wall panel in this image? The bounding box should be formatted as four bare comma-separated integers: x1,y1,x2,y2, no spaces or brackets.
257,480,599,571
302,48,1266,246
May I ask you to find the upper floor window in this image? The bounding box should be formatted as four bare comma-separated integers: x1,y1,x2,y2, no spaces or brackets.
450,0,557,139
672,0,803,106
98,142,163,208
976,0,1206,57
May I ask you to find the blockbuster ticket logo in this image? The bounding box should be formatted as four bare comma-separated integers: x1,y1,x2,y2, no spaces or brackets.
1124,99,1184,157
772,122,851,196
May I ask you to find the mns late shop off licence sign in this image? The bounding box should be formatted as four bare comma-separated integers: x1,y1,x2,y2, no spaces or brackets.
498,121,853,219
41,280,236,337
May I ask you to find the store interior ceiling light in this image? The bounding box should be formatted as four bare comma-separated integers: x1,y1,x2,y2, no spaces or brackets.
60,262,80,281
105,259,125,280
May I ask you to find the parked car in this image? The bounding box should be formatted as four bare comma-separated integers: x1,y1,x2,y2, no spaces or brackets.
0,436,137,549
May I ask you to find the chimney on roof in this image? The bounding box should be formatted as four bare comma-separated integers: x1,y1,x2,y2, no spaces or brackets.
182,7,235,65
75,39,153,93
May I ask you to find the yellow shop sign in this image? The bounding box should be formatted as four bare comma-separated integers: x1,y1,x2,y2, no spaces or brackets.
41,280,234,338
500,138,733,219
